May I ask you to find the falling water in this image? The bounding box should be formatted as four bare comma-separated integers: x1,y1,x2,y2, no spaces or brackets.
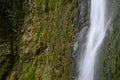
77,0,107,80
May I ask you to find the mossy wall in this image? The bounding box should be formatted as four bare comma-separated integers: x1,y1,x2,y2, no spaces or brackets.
0,0,77,80
102,0,120,80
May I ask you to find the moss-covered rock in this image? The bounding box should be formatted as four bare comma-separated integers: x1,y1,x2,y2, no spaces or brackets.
3,0,77,80
102,1,120,80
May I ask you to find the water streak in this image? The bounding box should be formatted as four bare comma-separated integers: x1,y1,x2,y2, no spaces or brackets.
77,0,107,80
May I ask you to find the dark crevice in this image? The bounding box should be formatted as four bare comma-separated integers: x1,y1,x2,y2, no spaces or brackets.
0,0,25,79
36,43,48,55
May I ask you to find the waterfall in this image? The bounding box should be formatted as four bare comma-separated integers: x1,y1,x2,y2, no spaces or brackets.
76,0,107,80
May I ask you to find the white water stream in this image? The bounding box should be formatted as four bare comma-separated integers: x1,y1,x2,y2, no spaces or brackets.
77,0,107,80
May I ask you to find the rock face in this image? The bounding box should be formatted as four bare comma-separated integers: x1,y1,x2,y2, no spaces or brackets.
102,1,120,79
77,0,89,30
0,0,77,80
0,0,120,80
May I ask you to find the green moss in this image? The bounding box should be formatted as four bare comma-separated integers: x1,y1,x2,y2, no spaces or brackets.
103,7,120,80
112,14,120,79
0,0,77,80
19,66,35,80
15,0,76,80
